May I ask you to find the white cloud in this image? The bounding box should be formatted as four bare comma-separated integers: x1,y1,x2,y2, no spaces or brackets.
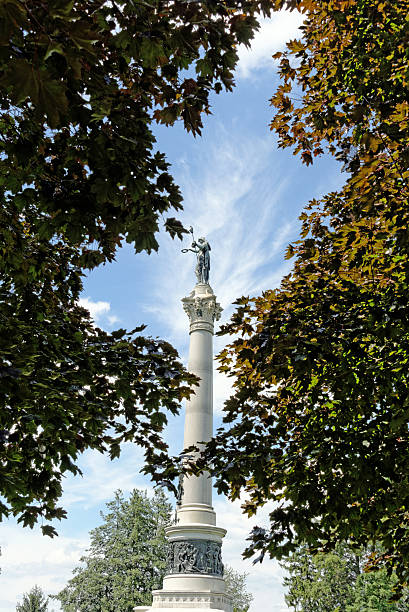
78,296,120,329
237,11,305,79
0,525,87,611
78,296,110,320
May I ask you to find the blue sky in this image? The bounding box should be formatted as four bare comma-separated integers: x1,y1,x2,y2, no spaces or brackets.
1,11,345,612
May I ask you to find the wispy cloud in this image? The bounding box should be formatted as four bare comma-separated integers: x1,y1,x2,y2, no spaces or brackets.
237,11,305,79
61,443,150,509
108,314,120,325
147,124,297,414
150,125,294,342
78,296,120,329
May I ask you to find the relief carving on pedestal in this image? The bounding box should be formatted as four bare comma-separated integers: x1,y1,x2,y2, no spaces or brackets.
167,539,224,576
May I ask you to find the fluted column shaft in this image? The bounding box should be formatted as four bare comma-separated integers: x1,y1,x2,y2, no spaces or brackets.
183,325,213,509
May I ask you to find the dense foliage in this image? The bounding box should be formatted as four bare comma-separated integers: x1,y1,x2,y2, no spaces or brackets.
282,544,409,612
0,212,196,533
180,0,409,588
0,0,272,533
16,585,50,612
0,0,271,257
54,489,170,611
282,544,359,612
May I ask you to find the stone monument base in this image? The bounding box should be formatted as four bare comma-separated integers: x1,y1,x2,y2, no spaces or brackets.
153,590,231,610
134,572,233,612
149,523,231,611
151,585,232,610
135,590,232,611
134,574,233,612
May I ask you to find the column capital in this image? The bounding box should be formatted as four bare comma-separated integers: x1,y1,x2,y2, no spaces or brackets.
182,283,222,333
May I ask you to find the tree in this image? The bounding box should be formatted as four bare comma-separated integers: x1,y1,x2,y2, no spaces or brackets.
0,0,272,533
282,545,360,612
54,489,171,611
156,0,409,591
0,242,196,535
224,565,253,612
16,585,49,612
282,544,409,612
347,570,408,612
0,0,272,258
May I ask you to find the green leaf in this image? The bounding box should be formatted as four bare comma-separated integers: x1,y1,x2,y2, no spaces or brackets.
164,218,188,240
68,21,99,53
48,0,75,17
41,524,58,537
45,41,64,61
132,232,159,254
1,59,39,105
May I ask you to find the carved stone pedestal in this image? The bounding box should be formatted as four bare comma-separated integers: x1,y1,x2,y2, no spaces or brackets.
150,523,232,611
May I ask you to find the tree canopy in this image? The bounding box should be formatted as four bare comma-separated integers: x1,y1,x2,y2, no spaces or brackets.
164,0,409,589
0,0,271,258
16,585,50,612
282,544,359,612
282,543,409,612
54,489,171,611
0,0,272,533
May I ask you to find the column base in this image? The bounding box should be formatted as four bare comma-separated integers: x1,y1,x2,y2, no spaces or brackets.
134,588,232,611
176,503,216,526
153,588,232,610
165,524,226,544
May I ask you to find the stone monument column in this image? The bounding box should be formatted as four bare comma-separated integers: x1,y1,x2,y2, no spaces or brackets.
177,283,222,526
135,235,232,612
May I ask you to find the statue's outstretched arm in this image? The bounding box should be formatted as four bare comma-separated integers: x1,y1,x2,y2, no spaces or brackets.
181,247,199,254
